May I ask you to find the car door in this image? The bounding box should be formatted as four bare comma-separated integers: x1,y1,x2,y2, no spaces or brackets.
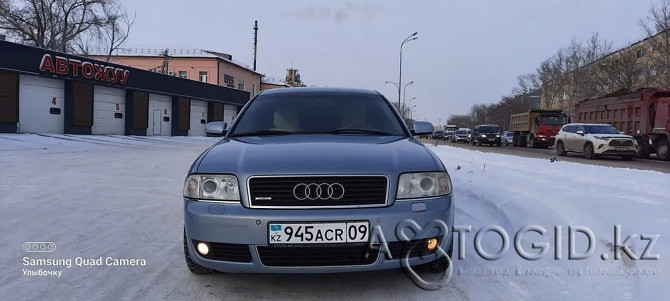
558,126,572,151
568,125,585,152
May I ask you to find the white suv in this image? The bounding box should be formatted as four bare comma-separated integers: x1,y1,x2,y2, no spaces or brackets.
555,123,639,160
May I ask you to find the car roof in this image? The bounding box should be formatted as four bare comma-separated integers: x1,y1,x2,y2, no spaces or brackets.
259,87,379,96
563,123,613,126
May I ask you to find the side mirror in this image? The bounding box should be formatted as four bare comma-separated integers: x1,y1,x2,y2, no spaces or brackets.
411,121,434,136
576,130,584,136
205,121,228,137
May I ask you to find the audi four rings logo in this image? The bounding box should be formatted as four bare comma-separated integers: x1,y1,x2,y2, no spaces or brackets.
293,183,345,200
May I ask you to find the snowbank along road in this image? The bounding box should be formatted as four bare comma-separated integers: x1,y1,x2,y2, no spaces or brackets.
1,134,667,300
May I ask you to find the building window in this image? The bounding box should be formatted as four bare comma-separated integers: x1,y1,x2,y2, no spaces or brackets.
178,71,187,78
252,83,257,95
636,49,647,58
652,42,663,52
223,74,235,87
199,71,208,82
238,79,245,91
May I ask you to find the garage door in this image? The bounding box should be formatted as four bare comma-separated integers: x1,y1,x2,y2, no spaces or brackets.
148,93,171,136
224,104,237,123
92,86,125,135
189,100,208,136
18,75,64,133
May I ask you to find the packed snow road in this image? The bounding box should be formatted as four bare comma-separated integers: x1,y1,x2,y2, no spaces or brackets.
421,138,670,174
1,134,667,300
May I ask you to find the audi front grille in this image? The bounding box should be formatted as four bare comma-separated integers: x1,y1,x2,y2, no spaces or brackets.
247,176,388,208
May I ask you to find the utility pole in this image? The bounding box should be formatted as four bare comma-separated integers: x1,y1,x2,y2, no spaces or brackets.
253,20,258,71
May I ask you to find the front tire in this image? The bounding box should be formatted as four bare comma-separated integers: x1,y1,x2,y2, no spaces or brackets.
556,141,567,156
656,138,670,161
584,143,597,159
184,230,216,274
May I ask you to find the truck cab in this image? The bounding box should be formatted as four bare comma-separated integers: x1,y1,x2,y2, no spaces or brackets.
510,110,569,148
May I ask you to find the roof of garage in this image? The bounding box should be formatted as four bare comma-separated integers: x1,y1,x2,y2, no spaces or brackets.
0,41,250,106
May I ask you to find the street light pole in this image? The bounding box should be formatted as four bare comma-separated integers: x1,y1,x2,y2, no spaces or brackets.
399,32,418,119
407,96,416,119
402,81,414,117
384,81,400,110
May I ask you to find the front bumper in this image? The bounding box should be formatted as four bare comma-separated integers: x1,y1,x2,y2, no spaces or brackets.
534,136,555,144
593,143,639,155
184,195,454,273
476,137,501,144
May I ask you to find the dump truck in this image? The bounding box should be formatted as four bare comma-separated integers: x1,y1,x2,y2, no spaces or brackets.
574,89,670,160
509,110,570,148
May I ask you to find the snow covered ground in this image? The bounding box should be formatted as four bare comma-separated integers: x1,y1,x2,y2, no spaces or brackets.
1,134,667,300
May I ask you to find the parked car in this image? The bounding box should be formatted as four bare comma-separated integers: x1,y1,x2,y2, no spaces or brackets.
432,130,445,140
451,129,469,143
444,131,456,141
502,131,514,145
471,124,501,146
555,123,639,160
183,87,454,274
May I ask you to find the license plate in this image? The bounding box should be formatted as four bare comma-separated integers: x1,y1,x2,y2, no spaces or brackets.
615,147,627,151
268,222,369,244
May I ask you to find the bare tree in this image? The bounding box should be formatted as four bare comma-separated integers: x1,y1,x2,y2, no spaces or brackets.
639,0,670,87
98,2,135,60
0,0,132,55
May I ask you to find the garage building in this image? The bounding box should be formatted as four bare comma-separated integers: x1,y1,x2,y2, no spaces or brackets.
0,41,249,135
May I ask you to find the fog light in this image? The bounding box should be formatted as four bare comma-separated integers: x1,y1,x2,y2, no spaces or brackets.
197,242,209,255
426,238,438,251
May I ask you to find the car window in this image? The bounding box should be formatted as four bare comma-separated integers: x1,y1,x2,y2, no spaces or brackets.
562,125,573,133
231,93,406,136
583,125,620,134
541,115,569,125
479,126,500,133
576,125,585,133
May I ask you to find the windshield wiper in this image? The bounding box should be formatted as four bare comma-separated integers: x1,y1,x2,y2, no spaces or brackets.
326,128,394,136
229,130,295,137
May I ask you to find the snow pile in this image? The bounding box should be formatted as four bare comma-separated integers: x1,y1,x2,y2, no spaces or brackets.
429,145,669,300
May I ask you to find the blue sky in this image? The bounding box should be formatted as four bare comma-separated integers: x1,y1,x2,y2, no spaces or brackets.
119,0,660,126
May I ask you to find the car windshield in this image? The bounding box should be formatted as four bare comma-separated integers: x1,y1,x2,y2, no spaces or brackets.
230,92,406,136
506,132,514,136
435,131,444,134
456,130,467,135
479,126,500,133
541,115,568,125
583,125,620,134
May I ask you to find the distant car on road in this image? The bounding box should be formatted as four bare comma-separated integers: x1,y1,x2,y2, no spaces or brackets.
444,131,455,141
502,131,514,145
471,124,501,146
432,130,445,140
451,129,469,143
555,123,639,160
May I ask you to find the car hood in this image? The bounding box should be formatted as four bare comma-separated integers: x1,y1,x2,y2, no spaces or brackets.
195,135,440,175
589,134,634,139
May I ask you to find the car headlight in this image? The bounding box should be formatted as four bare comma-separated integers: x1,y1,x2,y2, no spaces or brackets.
183,174,240,201
594,136,609,141
397,172,452,199
496,134,500,137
